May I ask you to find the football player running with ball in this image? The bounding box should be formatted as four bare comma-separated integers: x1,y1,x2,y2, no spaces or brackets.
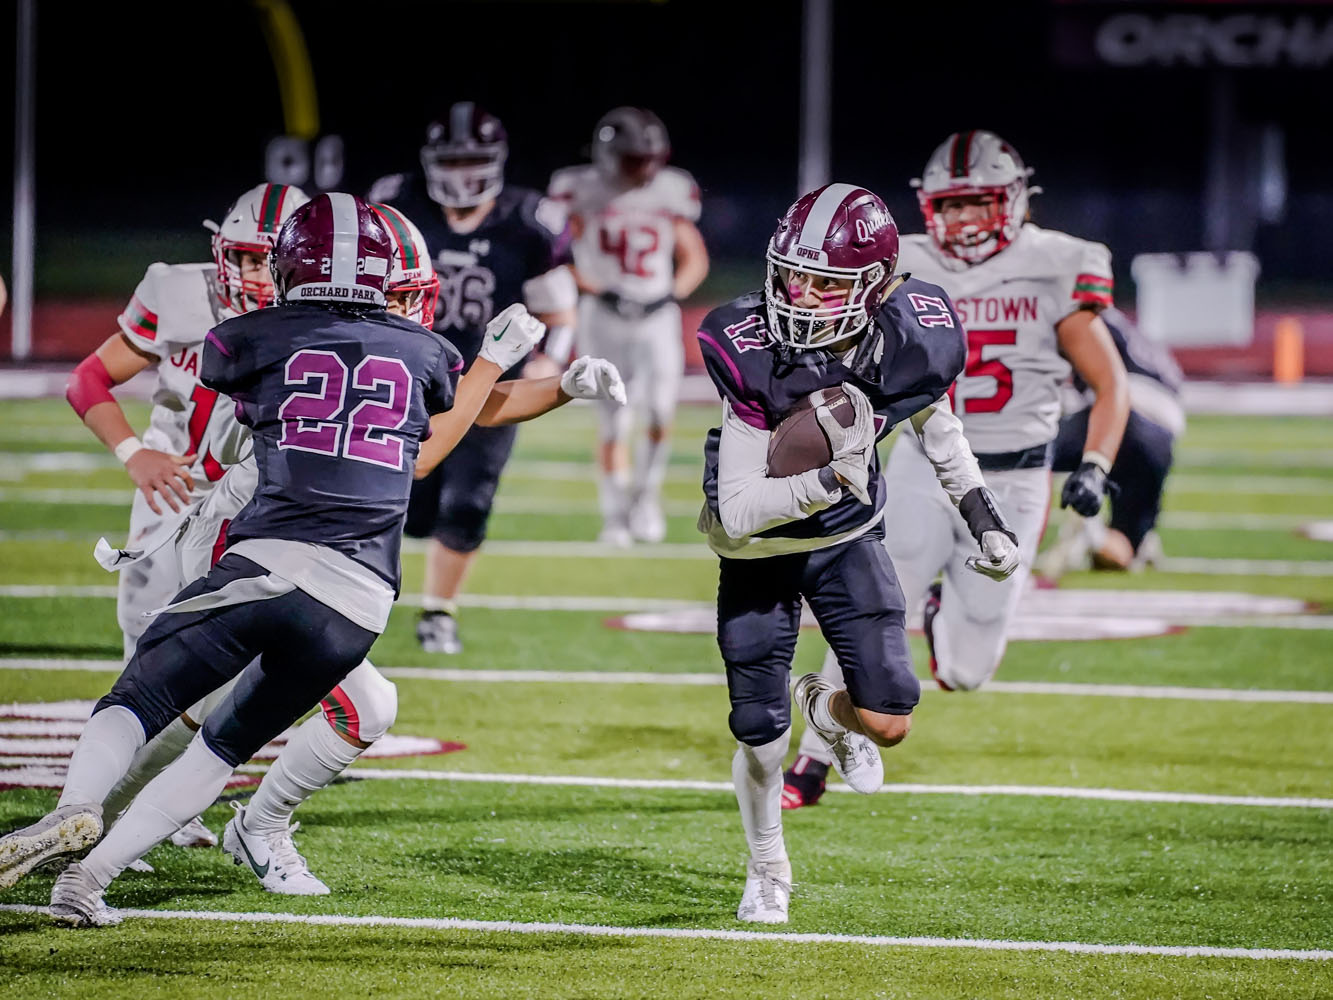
370,103,580,656
697,184,1018,923
783,131,1129,810
549,107,710,546
0,195,618,926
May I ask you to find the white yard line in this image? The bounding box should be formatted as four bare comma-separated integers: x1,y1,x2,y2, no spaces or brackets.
0,903,1325,960
4,657,1333,706
325,768,1333,810
1156,557,1333,577
1166,474,1333,495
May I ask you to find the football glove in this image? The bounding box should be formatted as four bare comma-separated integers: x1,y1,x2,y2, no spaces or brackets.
966,530,1021,581
816,383,875,505
478,303,546,371
560,356,627,405
1061,460,1109,518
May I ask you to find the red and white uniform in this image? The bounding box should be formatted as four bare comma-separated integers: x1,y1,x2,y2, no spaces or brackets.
114,261,240,654
547,165,700,428
883,224,1113,689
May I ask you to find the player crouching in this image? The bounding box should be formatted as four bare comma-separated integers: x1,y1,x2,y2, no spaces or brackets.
697,184,1019,923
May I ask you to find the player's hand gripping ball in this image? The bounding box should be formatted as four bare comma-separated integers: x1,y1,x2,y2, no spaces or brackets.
766,383,876,504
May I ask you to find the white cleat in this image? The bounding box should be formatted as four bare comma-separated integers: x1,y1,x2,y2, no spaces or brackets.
49,862,121,927
792,673,884,795
170,815,217,849
598,522,633,549
628,497,666,544
222,803,330,896
417,610,463,655
736,858,792,924
0,803,103,890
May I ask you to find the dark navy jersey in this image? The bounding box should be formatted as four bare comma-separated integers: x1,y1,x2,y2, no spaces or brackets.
201,304,463,588
1074,306,1183,396
698,278,965,541
366,174,571,380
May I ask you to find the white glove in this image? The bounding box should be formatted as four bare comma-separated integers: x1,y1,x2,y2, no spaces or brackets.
477,303,545,370
815,382,875,505
560,356,627,405
965,530,1021,581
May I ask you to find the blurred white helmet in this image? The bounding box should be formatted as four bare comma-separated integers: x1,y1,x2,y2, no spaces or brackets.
591,107,670,187
369,203,440,328
206,182,310,312
911,131,1038,265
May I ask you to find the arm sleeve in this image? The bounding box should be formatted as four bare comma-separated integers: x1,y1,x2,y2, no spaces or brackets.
717,402,841,539
424,339,464,414
908,395,987,507
1066,240,1114,313
116,264,171,360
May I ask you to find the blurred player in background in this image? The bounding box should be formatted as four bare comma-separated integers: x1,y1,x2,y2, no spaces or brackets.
370,103,578,655
549,107,709,546
1040,305,1184,575
698,184,1017,922
784,131,1129,809
63,183,308,848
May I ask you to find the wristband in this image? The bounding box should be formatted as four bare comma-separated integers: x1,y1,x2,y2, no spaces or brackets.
958,486,1017,546
114,436,144,465
1081,450,1112,475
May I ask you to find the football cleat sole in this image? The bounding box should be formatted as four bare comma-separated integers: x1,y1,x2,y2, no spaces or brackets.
0,804,103,890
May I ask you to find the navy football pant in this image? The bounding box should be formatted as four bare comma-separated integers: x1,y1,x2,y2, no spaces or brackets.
1053,408,1175,551
405,421,518,552
96,554,377,768
716,525,921,747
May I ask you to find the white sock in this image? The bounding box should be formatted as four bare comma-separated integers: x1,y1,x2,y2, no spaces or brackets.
796,649,845,764
810,689,845,736
732,730,790,864
57,705,146,810
243,716,363,835
421,597,457,615
632,435,671,500
101,716,194,820
597,469,630,524
79,734,234,889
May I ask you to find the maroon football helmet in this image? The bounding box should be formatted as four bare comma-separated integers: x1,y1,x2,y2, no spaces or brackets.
765,184,900,349
592,107,670,187
270,193,394,308
420,102,508,208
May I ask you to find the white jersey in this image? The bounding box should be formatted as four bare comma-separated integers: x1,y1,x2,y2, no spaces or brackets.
117,262,239,498
897,225,1113,454
547,164,700,304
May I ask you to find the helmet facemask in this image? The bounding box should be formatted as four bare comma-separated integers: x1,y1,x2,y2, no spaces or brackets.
421,147,506,209
209,233,276,313
919,181,1026,265
387,276,441,328
764,247,885,351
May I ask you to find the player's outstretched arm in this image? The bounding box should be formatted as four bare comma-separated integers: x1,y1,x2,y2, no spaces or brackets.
67,333,195,515
415,304,545,477
1056,309,1130,517
475,357,625,427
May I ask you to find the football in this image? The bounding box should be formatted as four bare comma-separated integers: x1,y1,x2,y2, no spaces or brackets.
766,387,854,477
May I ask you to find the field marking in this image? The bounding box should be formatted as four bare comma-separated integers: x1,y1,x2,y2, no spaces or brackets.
1167,474,1333,495
0,905,1327,961
4,658,1333,705
1156,557,1333,577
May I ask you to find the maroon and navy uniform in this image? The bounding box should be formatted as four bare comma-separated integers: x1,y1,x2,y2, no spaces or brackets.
697,279,964,745
96,304,462,767
369,172,572,552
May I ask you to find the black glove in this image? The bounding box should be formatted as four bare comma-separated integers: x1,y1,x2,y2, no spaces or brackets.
1060,461,1109,517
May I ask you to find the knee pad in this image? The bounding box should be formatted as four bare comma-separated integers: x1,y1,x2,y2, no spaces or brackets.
434,498,492,553
728,699,790,748
321,661,397,744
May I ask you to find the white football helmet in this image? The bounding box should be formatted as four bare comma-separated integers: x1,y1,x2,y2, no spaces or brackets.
911,131,1038,265
205,182,310,312
592,107,670,187
370,203,440,328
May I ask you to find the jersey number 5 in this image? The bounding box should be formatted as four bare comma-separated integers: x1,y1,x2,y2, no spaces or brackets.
954,328,1016,414
278,349,412,470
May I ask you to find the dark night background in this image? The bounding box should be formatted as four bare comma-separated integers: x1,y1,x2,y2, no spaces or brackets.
2,0,1331,315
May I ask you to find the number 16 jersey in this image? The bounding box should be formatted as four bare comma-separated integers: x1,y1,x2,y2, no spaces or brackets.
897,224,1113,454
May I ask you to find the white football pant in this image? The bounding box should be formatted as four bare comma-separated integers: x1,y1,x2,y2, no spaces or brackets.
576,296,682,441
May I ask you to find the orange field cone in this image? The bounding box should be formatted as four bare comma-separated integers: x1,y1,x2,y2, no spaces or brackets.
1273,317,1304,384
